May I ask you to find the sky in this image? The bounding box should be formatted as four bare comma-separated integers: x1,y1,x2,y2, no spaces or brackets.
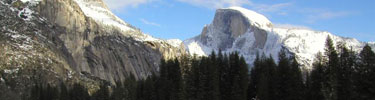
103,0,375,42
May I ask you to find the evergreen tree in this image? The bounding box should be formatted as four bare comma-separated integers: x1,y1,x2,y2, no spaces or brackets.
288,57,304,100
197,57,209,100
306,52,326,100
59,82,69,100
157,58,170,100
220,53,232,100
30,84,42,100
251,54,277,100
69,83,90,100
124,75,137,100
337,45,355,100
355,44,375,99
324,36,339,100
237,56,249,100
208,51,220,100
185,56,200,100
44,84,58,100
275,49,291,100
248,53,260,100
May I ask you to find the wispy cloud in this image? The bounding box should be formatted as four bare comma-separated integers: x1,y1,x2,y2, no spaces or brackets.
306,10,352,23
176,0,252,9
140,18,161,27
103,0,156,10
274,23,312,30
176,0,292,17
254,3,292,14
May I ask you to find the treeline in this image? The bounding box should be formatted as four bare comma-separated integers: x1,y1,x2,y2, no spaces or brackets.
305,36,375,100
28,36,375,100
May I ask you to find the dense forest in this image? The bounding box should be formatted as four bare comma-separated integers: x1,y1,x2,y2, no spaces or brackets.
29,36,375,100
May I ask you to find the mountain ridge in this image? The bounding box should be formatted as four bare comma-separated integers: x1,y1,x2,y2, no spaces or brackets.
184,6,374,70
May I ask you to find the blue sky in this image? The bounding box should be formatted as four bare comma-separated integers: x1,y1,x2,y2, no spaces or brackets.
104,0,375,42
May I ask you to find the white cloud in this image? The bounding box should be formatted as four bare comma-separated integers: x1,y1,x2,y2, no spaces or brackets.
306,10,352,23
254,3,292,13
177,0,252,9
140,18,161,27
314,11,350,19
274,23,312,30
103,0,155,10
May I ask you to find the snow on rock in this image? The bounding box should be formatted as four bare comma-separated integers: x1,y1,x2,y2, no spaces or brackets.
74,0,134,32
0,77,4,82
184,7,373,70
20,0,42,5
185,41,207,56
223,6,273,30
18,7,34,21
166,39,183,48
4,68,20,74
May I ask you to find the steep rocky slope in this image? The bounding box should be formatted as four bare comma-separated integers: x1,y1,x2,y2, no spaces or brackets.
184,7,374,70
33,0,186,82
0,0,185,97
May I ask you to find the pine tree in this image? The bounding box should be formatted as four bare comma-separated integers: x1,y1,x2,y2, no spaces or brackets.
208,51,220,100
355,44,375,99
307,52,326,100
69,83,90,100
59,82,69,100
220,53,231,100
288,57,304,100
158,58,170,100
238,56,249,100
248,53,260,100
275,49,291,100
44,84,58,100
185,56,200,100
253,54,277,100
124,75,137,100
336,45,355,100
324,36,339,100
170,58,183,100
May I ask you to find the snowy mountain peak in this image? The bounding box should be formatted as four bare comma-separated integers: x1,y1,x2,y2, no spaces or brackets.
221,6,273,30
184,7,374,70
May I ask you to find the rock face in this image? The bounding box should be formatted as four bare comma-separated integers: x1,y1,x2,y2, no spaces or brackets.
34,0,186,83
199,7,270,50
0,0,185,91
184,7,374,70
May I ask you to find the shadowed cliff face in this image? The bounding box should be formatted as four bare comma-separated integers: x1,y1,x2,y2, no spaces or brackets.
84,35,162,83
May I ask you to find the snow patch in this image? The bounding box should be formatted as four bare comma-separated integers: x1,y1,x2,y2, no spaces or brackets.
0,77,4,83
223,6,272,30
74,0,134,32
142,35,160,42
68,71,73,79
166,39,183,47
20,0,42,5
4,68,20,74
186,41,206,56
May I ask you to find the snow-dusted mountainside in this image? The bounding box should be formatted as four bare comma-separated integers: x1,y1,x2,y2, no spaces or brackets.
0,0,186,88
184,6,374,70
